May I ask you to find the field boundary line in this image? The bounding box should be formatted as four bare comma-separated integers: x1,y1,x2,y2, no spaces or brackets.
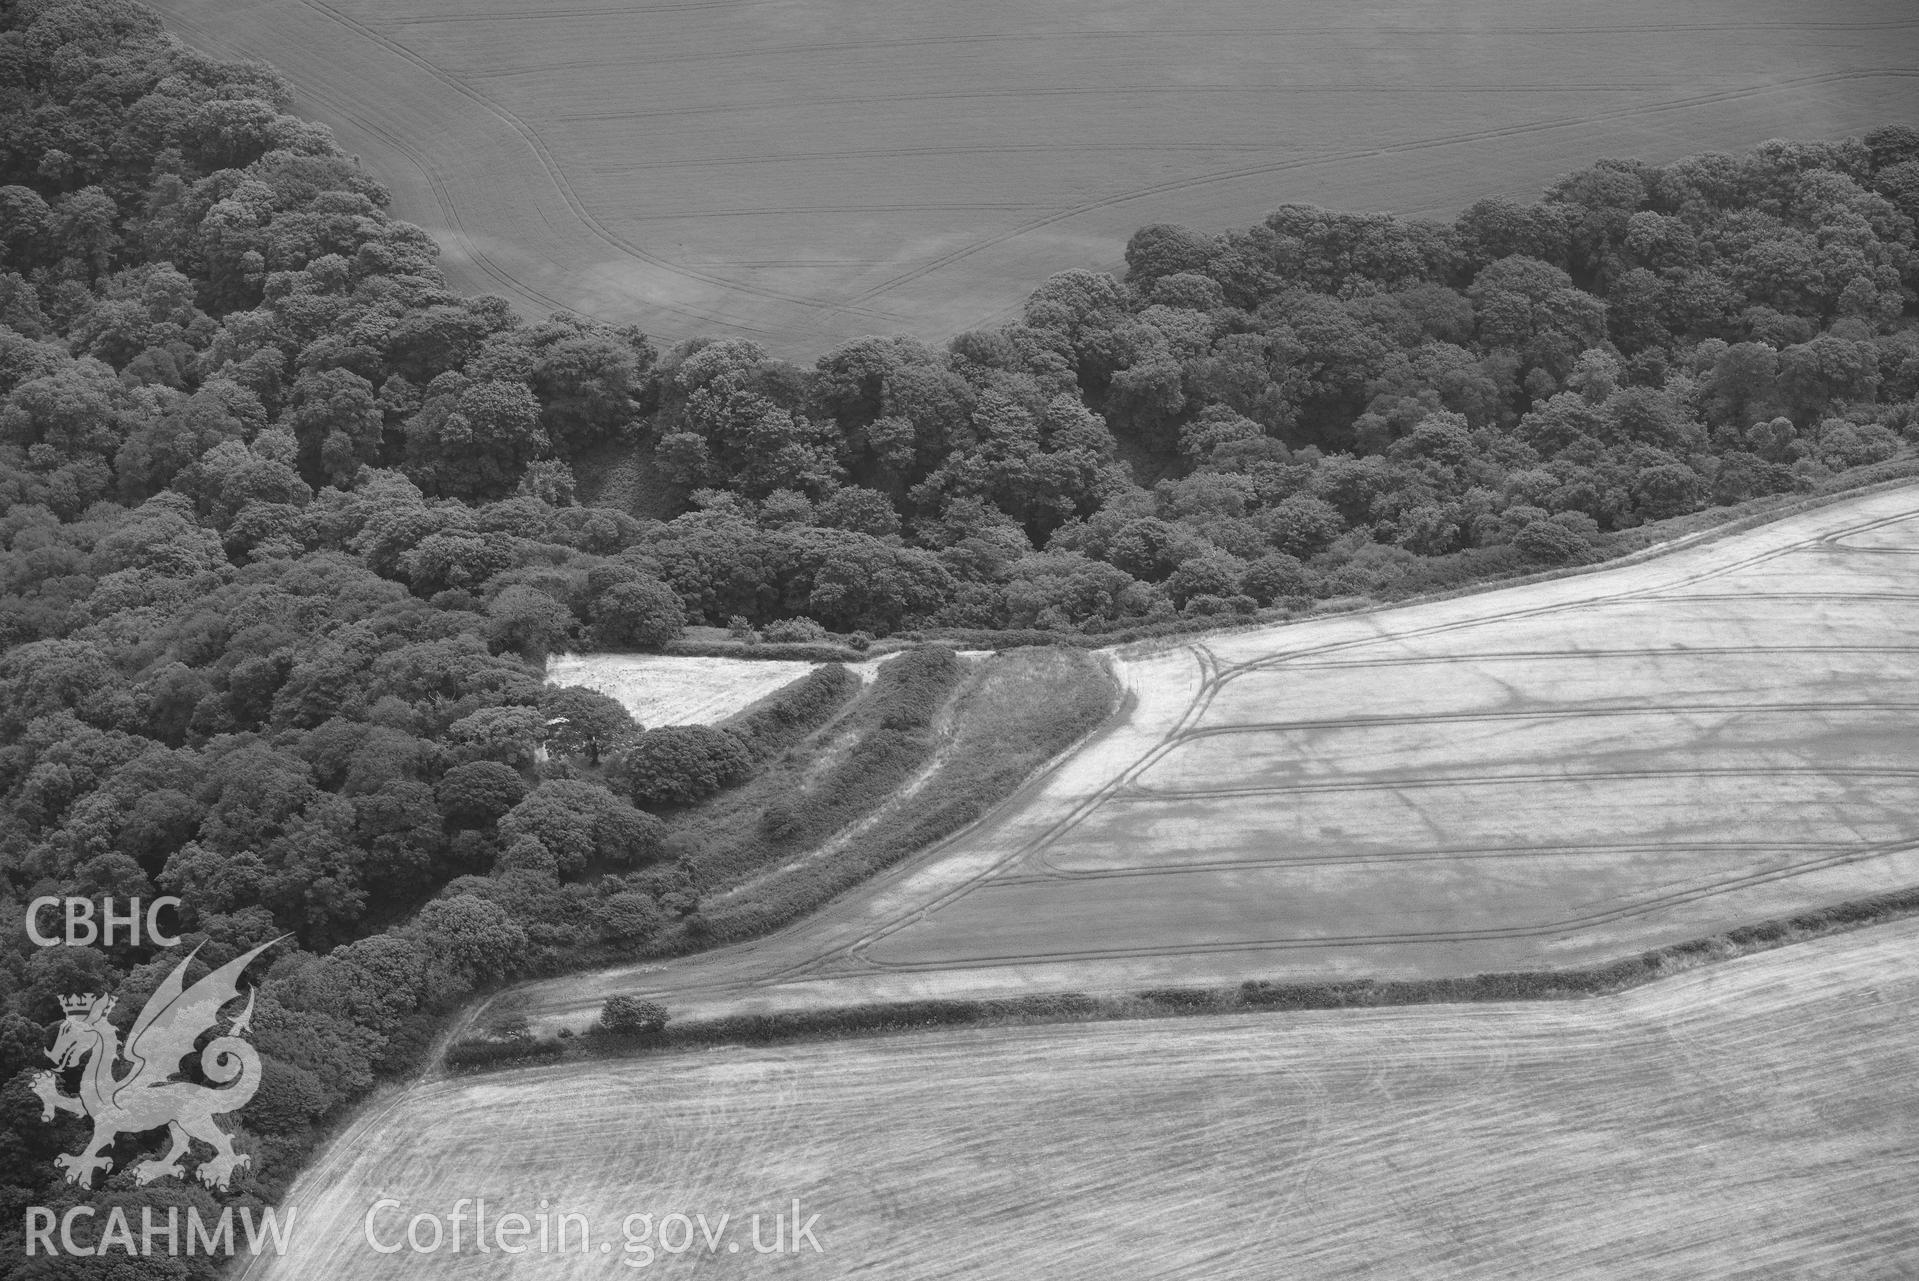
447,886,1919,1073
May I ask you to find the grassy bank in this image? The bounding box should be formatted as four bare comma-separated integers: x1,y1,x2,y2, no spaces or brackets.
719,661,862,763
670,645,968,891
695,645,1118,942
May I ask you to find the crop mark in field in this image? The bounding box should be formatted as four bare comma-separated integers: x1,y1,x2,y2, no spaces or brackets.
1826,512,1919,544
792,495,1919,980
1214,536,1847,684
1633,590,1919,601
986,842,1858,885
1813,545,1919,554
1115,766,1919,802
1276,644,1919,670
1164,700,1919,739
844,838,1919,974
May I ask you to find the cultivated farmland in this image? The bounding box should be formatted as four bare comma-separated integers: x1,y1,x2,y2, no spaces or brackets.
141,0,1918,357
546,652,818,726
252,916,1919,1280
502,483,1919,1030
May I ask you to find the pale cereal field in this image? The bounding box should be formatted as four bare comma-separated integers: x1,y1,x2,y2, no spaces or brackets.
505,483,1919,1030
253,917,1919,1280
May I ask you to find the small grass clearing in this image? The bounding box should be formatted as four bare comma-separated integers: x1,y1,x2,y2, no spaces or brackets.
545,652,818,726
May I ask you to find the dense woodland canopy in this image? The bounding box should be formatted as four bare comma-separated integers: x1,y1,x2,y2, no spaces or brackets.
1,0,1916,1265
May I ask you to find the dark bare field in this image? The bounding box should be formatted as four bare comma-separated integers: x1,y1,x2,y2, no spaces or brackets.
144,0,1918,356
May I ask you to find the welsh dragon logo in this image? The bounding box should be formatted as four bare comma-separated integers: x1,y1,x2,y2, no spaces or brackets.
31,938,283,1191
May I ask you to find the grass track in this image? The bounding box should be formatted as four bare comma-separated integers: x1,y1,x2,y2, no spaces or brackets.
141,0,1919,357
490,482,1919,1031
249,915,1919,1279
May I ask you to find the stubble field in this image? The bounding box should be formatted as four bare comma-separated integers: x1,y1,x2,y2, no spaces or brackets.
252,916,1919,1280
500,482,1919,1030
545,652,817,726
141,0,1918,357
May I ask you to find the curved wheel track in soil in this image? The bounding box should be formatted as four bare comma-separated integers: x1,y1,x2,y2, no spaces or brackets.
487,482,1919,1030
143,0,1919,358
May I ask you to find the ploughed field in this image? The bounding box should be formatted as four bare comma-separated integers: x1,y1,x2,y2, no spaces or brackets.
501,483,1919,1030
141,0,1918,357
256,917,1919,1280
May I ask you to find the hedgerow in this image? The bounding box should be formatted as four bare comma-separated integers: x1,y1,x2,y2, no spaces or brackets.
446,882,1919,1074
